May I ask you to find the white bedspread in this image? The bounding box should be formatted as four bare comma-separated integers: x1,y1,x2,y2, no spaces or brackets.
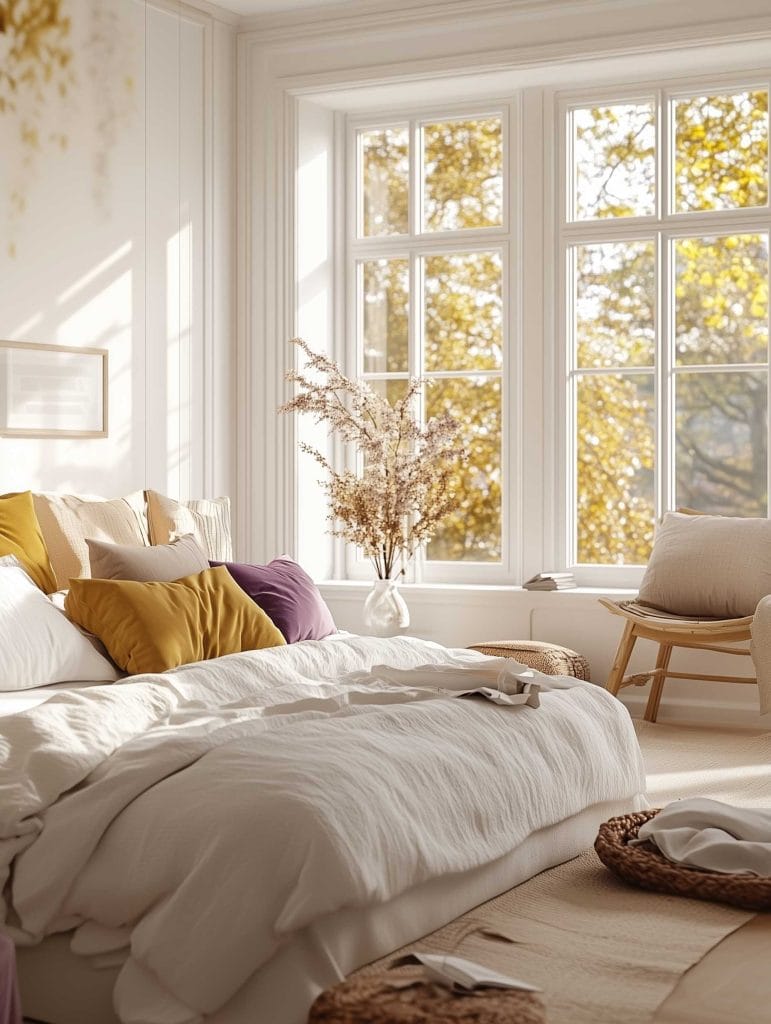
0,635,645,1024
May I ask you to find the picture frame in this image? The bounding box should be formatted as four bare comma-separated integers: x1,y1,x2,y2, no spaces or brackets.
0,341,108,438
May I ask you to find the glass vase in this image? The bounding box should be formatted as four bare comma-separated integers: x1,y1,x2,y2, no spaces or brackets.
362,579,410,637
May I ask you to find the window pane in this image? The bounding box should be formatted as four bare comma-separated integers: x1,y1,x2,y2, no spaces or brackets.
674,90,768,213
576,373,655,564
675,234,769,366
575,240,655,368
360,126,409,236
424,251,502,372
367,378,409,404
572,102,655,220
426,377,501,562
676,370,767,516
362,258,409,373
422,117,503,231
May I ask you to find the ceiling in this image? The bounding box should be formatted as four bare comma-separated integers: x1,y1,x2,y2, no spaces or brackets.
210,0,356,15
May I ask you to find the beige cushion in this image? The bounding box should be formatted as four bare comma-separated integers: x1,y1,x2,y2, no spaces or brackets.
33,492,149,589
637,511,771,618
146,490,232,561
87,534,210,583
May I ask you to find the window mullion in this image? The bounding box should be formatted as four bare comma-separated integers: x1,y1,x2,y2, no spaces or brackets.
565,240,577,568
410,116,423,582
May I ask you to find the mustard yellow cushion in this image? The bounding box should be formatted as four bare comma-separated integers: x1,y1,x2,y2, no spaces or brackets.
0,491,57,592
65,565,285,675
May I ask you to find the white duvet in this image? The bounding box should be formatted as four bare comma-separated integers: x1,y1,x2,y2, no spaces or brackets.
0,635,645,1023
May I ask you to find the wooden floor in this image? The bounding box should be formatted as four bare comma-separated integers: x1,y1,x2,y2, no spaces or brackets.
636,720,771,1024
636,719,771,810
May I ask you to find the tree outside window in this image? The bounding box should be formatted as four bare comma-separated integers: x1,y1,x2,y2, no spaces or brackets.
568,89,769,567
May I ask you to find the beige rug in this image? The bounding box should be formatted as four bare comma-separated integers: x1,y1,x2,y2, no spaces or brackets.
359,721,771,1024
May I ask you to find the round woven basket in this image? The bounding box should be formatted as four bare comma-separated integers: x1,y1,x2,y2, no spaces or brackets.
308,969,546,1024
595,808,771,911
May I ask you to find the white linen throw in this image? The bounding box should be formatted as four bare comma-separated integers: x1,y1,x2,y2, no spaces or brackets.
632,797,771,875
344,654,586,708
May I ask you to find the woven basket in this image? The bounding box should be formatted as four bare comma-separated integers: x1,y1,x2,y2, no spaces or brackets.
308,968,546,1024
467,641,590,680
595,809,771,911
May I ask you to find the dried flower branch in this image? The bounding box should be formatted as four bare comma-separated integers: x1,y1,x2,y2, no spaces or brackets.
280,337,467,580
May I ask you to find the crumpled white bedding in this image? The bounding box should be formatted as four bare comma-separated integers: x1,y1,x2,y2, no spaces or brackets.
0,634,645,1024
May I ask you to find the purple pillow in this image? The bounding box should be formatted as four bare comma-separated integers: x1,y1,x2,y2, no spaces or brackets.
210,557,336,643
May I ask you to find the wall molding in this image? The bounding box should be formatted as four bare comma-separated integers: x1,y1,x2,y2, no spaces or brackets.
236,0,771,42
170,0,241,27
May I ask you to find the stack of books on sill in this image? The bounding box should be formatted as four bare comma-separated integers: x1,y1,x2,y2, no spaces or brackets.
523,572,577,592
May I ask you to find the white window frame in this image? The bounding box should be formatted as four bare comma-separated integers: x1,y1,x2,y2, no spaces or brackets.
343,99,521,584
557,71,771,588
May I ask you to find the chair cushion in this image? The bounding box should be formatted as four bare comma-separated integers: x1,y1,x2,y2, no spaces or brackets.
638,511,771,618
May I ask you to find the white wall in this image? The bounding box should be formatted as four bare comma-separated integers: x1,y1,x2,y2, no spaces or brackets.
0,0,235,503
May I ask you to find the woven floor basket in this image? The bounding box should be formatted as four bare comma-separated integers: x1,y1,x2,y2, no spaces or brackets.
595,808,771,911
308,970,546,1024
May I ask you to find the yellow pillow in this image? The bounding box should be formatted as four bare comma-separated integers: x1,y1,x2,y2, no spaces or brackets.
0,491,57,592
65,565,285,675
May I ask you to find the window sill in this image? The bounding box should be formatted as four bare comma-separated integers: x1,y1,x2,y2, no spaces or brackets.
317,580,638,600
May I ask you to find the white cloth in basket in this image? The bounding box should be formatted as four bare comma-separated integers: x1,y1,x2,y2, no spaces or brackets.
632,797,771,876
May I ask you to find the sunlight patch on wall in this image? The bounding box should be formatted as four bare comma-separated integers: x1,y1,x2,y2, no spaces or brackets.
167,223,193,499
57,240,132,305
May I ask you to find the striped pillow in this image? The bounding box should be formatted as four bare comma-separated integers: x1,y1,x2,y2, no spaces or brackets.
146,490,232,562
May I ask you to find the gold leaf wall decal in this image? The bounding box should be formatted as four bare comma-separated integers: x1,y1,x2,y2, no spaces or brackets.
1,0,136,257
0,0,74,257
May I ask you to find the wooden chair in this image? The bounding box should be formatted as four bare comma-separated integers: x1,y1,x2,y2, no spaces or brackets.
600,599,755,723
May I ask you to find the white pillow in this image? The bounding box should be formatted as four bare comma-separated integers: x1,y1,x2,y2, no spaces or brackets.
0,557,119,690
637,512,771,618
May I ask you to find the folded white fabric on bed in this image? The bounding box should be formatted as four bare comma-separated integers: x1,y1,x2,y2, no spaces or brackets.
632,797,771,875
343,654,584,708
0,635,645,1024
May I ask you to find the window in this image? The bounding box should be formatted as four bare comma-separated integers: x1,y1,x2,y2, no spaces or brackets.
348,109,512,579
563,85,770,573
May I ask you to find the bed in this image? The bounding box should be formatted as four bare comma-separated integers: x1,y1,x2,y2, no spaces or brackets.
0,633,647,1024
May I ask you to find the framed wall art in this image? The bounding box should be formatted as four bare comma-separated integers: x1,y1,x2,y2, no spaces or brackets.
0,341,108,438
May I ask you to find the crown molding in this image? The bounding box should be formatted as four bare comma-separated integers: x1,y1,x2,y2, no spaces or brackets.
166,0,241,27
237,0,665,43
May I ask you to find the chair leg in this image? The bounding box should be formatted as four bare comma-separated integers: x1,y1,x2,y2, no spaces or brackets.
606,620,637,696
644,643,673,723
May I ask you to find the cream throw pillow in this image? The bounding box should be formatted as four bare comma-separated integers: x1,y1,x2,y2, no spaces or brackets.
87,534,209,582
33,492,150,589
637,511,771,618
146,490,232,561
